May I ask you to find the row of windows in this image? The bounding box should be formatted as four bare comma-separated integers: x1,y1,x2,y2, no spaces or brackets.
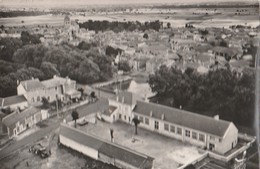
164,123,205,142
136,115,207,143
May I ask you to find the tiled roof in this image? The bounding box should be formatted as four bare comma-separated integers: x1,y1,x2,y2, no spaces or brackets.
133,101,231,137
20,79,44,91
103,106,117,116
60,124,103,150
60,124,152,168
1,95,27,107
112,91,141,106
99,143,148,168
76,98,109,118
2,107,40,127
42,76,75,89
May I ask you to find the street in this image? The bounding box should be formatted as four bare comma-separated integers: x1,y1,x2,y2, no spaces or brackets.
0,120,60,160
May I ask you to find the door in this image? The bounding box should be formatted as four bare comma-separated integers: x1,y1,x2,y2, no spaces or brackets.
209,143,215,151
154,120,159,130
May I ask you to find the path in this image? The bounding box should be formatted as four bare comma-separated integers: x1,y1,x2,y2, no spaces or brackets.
0,121,60,160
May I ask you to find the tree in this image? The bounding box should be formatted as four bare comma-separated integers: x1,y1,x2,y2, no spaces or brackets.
41,97,49,109
71,109,79,128
167,22,171,28
143,33,149,39
132,117,140,135
118,61,131,72
40,62,60,79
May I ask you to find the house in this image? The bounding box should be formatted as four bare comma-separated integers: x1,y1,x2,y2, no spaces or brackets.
108,91,142,124
41,75,80,102
17,76,81,104
59,124,154,169
2,107,43,138
17,78,46,104
0,95,28,111
73,98,109,124
132,101,238,155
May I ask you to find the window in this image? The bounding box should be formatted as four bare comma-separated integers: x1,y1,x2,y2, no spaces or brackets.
164,123,169,131
210,136,215,141
192,132,197,140
134,115,138,119
219,138,222,143
177,127,182,135
170,125,175,133
185,130,190,137
145,118,149,125
119,114,122,119
155,121,159,130
139,116,144,123
124,115,126,120
199,134,205,142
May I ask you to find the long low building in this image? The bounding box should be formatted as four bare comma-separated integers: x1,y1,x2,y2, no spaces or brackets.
59,124,154,169
132,101,238,155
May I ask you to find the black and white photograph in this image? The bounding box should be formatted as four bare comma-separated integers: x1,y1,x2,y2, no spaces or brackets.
0,0,259,169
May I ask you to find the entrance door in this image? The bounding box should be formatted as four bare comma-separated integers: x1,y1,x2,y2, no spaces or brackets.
154,120,159,130
209,143,215,151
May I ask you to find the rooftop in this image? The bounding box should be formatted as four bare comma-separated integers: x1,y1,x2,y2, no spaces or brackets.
60,124,152,168
1,95,27,107
20,78,45,91
42,76,75,89
111,91,142,106
133,101,232,137
2,107,40,127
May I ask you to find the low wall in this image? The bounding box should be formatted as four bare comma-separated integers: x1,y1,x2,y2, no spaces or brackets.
209,137,256,162
178,152,208,169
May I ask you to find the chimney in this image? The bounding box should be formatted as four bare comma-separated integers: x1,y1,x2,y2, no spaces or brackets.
214,115,219,120
122,96,124,103
17,80,20,86
150,111,153,117
116,96,119,102
161,113,165,120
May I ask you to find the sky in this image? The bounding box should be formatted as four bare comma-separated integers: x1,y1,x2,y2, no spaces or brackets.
0,0,258,5
0,0,257,9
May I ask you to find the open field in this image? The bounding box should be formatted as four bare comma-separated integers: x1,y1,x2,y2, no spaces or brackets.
0,6,258,28
75,120,205,169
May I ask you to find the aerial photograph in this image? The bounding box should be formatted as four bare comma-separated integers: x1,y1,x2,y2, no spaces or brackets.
0,0,259,169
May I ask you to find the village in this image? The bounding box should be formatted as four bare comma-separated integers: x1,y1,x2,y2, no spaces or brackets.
0,1,259,169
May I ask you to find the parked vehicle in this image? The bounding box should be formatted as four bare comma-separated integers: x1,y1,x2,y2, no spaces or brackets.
77,119,88,126
29,143,51,158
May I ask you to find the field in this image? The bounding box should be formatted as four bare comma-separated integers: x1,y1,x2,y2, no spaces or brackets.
0,7,258,28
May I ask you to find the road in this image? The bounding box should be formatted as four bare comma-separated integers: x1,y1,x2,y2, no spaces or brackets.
0,121,60,160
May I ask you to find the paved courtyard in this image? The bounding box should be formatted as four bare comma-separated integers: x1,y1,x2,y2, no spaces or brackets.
76,119,205,169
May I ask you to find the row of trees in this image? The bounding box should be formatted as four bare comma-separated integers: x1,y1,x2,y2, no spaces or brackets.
79,20,162,32
0,34,114,97
148,65,255,128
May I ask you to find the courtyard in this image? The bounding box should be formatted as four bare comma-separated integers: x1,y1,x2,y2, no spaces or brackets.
75,119,206,169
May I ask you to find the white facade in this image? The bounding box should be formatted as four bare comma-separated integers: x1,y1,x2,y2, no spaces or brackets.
59,135,99,160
